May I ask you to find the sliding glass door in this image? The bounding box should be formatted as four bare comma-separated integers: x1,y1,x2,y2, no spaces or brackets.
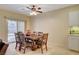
8,20,25,43
8,20,17,43
17,21,25,32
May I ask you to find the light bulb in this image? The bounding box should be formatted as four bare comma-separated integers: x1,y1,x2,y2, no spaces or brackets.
30,11,37,15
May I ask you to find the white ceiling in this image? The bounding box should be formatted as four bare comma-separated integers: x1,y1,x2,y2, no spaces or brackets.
0,4,74,16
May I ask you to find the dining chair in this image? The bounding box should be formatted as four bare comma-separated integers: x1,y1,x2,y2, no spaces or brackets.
19,32,33,53
15,33,21,50
33,31,37,34
43,33,48,51
39,33,48,53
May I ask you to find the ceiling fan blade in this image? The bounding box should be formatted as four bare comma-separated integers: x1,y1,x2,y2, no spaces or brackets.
36,11,43,13
26,6,36,11
26,7,32,10
38,7,41,10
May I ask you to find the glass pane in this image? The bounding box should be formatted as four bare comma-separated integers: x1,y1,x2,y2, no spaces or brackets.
17,21,25,32
8,20,17,43
8,20,25,43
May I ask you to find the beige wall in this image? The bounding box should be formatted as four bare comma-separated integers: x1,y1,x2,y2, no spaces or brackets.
31,5,79,48
0,10,30,42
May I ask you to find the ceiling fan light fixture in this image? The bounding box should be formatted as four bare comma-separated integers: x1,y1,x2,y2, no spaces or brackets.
30,11,37,15
27,5,43,16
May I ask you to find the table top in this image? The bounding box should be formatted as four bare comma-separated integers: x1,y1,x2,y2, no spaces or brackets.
25,35,43,40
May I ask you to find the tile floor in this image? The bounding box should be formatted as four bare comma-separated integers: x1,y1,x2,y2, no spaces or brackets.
5,43,79,55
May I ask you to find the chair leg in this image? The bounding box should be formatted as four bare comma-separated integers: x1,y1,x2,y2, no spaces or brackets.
41,45,43,54
23,47,26,54
46,44,48,51
19,44,22,51
15,43,17,49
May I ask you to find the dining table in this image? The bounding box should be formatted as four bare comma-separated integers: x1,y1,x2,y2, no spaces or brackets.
25,34,43,50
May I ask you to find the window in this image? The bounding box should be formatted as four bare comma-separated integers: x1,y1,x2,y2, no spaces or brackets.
8,19,25,43
17,21,25,32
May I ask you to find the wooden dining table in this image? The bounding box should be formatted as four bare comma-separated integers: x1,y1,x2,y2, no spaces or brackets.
25,34,43,40
25,34,43,50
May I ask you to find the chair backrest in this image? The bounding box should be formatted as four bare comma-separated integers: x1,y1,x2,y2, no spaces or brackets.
38,32,43,36
32,31,37,36
42,33,48,43
19,32,25,42
15,33,20,42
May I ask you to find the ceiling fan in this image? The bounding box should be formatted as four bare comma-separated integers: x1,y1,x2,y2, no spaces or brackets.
26,5,43,14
